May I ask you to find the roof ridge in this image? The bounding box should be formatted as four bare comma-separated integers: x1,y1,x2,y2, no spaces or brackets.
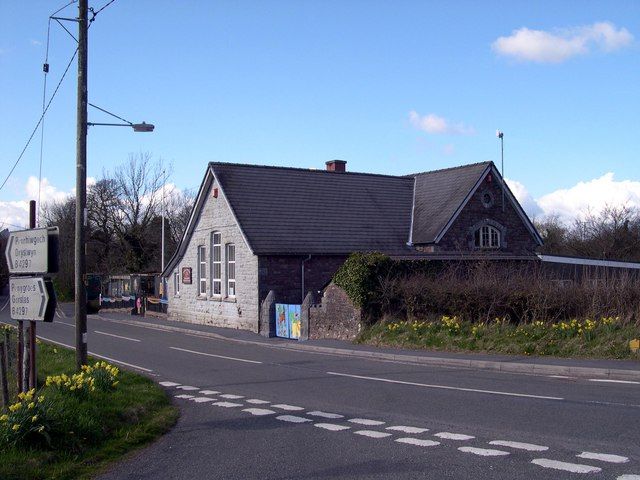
408,160,493,177
209,161,412,180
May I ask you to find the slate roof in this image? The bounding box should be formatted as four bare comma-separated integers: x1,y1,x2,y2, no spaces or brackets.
410,161,492,244
211,163,415,255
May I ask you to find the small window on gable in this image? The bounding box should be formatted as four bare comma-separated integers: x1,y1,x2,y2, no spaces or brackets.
474,225,500,249
211,232,221,296
173,271,180,296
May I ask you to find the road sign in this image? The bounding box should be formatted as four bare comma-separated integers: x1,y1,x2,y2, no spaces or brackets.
5,227,59,274
9,277,56,322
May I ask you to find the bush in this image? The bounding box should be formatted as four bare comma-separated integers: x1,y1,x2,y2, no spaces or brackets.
333,252,393,311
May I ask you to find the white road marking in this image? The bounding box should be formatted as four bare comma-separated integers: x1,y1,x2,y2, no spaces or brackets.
459,446,510,457
94,330,141,342
327,371,564,401
212,401,243,408
617,475,640,479
191,397,215,403
56,321,74,327
169,346,262,364
548,375,572,379
1,298,10,311
159,381,181,387
219,394,245,399
176,385,200,391
175,394,194,399
246,399,270,404
315,423,351,431
272,404,305,411
243,408,275,416
532,459,602,474
434,432,475,441
276,415,312,423
348,418,385,426
353,430,392,439
577,452,629,463
200,390,220,395
386,426,429,434
396,438,440,447
307,411,344,419
489,440,549,452
589,379,640,385
36,336,154,372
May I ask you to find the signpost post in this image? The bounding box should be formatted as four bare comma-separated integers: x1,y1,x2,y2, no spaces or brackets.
5,202,58,391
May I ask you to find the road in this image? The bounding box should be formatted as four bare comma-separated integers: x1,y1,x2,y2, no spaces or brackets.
2,300,639,479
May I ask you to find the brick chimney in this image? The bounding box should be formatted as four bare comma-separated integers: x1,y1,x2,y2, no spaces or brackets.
325,159,347,173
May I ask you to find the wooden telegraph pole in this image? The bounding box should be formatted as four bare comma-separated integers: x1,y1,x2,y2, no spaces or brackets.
75,0,88,370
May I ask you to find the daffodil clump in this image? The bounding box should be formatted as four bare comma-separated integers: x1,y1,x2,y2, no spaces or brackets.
46,372,95,399
82,361,120,392
0,389,50,447
373,315,634,358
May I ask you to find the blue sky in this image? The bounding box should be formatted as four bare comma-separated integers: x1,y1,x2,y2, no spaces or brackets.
1,0,638,228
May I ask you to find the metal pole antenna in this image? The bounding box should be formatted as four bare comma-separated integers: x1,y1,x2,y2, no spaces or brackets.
161,168,165,273
75,0,88,370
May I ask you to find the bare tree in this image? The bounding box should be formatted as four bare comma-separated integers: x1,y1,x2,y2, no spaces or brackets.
41,198,76,300
164,187,195,259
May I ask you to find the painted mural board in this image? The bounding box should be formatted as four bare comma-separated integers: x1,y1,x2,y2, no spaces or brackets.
275,303,301,339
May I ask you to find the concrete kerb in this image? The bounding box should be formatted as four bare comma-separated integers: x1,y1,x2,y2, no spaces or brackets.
96,315,640,381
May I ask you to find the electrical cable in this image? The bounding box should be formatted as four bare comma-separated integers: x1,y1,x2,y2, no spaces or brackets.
37,17,54,227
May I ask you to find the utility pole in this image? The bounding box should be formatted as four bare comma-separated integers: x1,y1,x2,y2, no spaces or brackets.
75,0,88,370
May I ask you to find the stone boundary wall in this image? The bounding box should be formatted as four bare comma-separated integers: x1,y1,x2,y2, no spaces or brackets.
307,283,361,341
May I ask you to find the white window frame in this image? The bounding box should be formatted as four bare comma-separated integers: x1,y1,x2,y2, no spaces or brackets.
173,271,180,296
226,243,236,297
197,245,207,296
211,232,222,296
476,225,500,249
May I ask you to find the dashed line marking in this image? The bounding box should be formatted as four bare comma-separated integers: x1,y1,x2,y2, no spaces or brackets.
315,423,351,431
588,379,640,385
246,399,270,404
577,452,629,463
191,397,215,403
212,401,243,408
489,440,549,452
272,404,305,411
327,371,564,401
219,394,245,399
307,411,344,419
532,459,602,474
94,330,141,342
276,415,312,423
159,381,181,387
617,475,640,479
548,375,573,379
387,425,429,434
56,321,74,327
459,446,510,457
243,408,275,416
169,346,262,364
348,418,385,426
36,336,154,372
353,430,392,439
396,437,440,447
175,394,194,399
434,432,475,441
200,390,220,395
176,385,199,391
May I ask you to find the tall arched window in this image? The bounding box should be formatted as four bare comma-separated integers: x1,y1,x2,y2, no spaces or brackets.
474,225,500,249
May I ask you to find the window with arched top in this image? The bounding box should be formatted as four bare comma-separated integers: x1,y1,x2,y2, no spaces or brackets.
474,225,500,249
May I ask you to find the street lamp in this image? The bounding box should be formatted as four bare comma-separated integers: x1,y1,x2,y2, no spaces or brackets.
75,0,154,370
88,103,155,132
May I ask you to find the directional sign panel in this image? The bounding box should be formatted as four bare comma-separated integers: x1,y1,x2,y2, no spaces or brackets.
9,277,56,322
5,228,49,274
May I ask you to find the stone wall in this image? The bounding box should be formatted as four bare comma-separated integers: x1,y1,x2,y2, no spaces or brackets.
436,174,539,255
166,177,259,331
308,283,361,340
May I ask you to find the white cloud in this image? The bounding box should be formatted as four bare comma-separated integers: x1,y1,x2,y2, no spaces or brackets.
492,22,633,63
409,111,475,135
30,39,42,46
0,200,30,230
508,173,640,223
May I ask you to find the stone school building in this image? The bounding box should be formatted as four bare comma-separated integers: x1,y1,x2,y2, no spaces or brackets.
162,159,544,336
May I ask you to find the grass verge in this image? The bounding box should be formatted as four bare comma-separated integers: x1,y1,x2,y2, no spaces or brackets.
0,332,178,480
359,316,640,359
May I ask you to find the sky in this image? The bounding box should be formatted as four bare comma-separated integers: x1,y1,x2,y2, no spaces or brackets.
1,0,639,230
